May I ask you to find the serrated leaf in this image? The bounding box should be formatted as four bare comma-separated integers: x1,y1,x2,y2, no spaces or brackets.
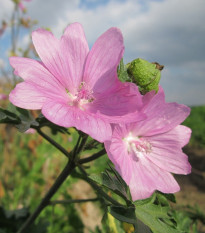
89,167,129,201
0,104,39,132
134,192,156,206
0,108,20,124
156,192,175,207
15,107,39,132
134,203,180,233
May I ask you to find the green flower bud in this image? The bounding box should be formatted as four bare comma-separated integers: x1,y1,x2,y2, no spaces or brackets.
127,58,164,94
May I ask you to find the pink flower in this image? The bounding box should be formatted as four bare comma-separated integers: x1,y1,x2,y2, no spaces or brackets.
25,128,36,134
105,87,191,201
9,23,145,142
18,0,31,12
0,94,8,100
18,2,26,12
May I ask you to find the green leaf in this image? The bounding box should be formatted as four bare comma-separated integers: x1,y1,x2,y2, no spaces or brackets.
0,108,20,124
108,205,136,225
172,211,192,232
134,192,157,206
134,203,180,233
155,192,176,207
0,104,39,132
89,166,129,201
117,59,131,82
15,107,39,133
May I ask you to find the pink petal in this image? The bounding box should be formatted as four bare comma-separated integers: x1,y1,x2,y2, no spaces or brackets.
60,23,89,91
145,127,192,175
147,145,191,175
0,94,8,100
106,137,180,200
128,158,180,201
9,57,68,107
9,82,48,109
105,124,181,200
90,82,145,123
18,2,25,11
105,124,140,184
106,139,157,200
9,57,65,94
25,128,36,134
132,88,190,136
32,23,89,93
42,101,112,142
83,27,124,92
149,125,192,149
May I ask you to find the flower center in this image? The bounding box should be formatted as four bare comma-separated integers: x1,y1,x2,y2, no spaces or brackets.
67,82,94,110
123,132,152,161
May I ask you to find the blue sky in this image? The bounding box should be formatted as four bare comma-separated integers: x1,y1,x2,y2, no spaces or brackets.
0,0,205,106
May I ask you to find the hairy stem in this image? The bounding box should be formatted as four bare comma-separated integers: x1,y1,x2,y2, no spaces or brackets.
79,148,106,164
17,160,76,233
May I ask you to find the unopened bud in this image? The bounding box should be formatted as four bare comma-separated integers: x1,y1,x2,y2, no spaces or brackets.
127,58,163,94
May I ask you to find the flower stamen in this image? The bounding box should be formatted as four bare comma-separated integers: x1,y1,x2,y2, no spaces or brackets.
123,132,152,160
67,82,94,110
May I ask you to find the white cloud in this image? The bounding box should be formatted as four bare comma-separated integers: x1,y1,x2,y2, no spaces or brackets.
21,34,30,47
0,1,13,22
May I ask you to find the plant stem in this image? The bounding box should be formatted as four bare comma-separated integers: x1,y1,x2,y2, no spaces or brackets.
49,197,99,205
37,128,71,158
76,134,88,155
17,160,76,233
72,132,82,158
79,148,106,164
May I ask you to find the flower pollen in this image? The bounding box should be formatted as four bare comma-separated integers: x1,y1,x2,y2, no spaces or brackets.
68,82,94,110
123,132,152,160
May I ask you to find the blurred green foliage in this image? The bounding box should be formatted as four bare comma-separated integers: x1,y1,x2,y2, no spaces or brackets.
183,105,205,148
0,101,205,233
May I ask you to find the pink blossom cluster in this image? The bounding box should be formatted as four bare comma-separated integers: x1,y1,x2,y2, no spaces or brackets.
17,0,31,12
9,23,191,201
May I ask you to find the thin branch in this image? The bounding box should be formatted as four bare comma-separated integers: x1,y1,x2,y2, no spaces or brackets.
72,132,82,158
79,148,106,164
17,160,76,233
36,128,70,158
76,134,88,155
49,198,99,205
